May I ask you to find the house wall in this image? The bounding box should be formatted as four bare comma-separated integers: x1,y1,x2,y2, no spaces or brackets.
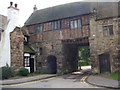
27,13,119,74
27,15,91,74
0,15,7,66
0,5,19,67
10,27,24,71
90,16,119,73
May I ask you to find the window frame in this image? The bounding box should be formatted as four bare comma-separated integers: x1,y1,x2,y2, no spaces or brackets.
24,56,30,67
103,25,114,36
70,19,82,29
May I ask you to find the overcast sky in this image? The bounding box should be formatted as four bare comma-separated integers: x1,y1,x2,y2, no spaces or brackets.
0,0,119,26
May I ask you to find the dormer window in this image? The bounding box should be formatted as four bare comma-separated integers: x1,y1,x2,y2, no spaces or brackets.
24,36,29,44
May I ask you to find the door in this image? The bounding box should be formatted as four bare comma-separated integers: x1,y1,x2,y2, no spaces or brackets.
99,53,111,73
30,58,34,73
47,55,57,74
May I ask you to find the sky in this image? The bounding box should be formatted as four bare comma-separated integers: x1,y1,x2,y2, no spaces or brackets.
0,0,119,26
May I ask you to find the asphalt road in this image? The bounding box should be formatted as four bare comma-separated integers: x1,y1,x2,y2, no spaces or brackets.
2,66,100,88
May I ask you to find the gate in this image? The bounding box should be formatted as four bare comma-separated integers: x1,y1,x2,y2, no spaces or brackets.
99,53,111,73
47,55,57,74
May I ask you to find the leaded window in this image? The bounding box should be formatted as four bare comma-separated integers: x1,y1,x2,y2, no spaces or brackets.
70,19,82,29
24,57,30,67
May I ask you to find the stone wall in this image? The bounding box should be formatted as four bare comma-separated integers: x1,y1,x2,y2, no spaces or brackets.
10,27,24,71
90,16,119,73
30,39,83,74
30,40,64,73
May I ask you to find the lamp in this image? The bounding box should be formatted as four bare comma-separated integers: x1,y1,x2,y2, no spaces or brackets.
92,8,97,14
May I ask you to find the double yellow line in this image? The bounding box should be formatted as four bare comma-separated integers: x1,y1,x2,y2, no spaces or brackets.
81,76,88,82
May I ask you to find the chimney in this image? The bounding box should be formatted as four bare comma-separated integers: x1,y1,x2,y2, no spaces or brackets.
33,5,37,12
7,2,19,29
10,2,13,6
15,4,17,8
8,2,19,10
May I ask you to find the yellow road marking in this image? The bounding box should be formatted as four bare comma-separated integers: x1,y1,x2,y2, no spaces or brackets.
81,76,88,82
1,77,55,87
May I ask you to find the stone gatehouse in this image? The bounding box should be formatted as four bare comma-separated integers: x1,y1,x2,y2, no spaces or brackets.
11,2,120,74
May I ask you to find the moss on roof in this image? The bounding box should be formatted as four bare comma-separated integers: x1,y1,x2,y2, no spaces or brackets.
24,45,35,53
22,29,30,36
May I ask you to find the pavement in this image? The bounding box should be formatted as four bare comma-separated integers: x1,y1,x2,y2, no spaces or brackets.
86,75,120,89
0,66,120,89
0,74,57,85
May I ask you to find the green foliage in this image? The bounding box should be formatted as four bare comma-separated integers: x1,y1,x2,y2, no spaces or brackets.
111,73,120,80
0,65,15,79
18,68,29,76
78,46,90,66
79,46,90,60
79,61,89,66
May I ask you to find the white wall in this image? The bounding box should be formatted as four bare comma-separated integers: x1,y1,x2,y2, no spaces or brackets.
0,6,19,67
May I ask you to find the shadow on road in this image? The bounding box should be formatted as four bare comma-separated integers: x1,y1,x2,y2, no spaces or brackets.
63,66,91,82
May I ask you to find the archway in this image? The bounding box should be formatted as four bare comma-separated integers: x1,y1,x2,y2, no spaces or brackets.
61,38,91,74
47,55,57,74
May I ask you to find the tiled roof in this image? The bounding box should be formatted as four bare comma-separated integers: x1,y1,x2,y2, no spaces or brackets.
24,2,119,26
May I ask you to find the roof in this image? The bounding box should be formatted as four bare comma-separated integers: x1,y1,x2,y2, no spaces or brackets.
24,2,119,26
24,45,35,53
22,29,30,36
0,14,7,29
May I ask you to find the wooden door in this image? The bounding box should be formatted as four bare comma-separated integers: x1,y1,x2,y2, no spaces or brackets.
30,58,34,73
99,53,111,73
47,55,57,74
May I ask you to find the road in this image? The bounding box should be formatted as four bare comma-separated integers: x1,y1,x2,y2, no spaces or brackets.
2,66,100,88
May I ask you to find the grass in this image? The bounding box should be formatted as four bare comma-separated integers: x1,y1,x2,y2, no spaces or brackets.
8,72,44,80
111,73,120,80
93,73,120,81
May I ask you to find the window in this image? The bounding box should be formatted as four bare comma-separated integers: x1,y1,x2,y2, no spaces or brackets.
103,26,108,36
51,21,61,30
43,21,61,31
61,19,70,29
0,32,1,41
39,48,42,55
70,21,74,29
70,19,82,29
24,36,29,44
103,25,114,36
78,19,82,28
74,20,78,28
24,57,30,67
82,15,89,25
109,26,113,35
34,24,43,33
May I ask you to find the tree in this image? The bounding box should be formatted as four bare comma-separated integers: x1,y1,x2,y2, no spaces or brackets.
78,46,90,66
